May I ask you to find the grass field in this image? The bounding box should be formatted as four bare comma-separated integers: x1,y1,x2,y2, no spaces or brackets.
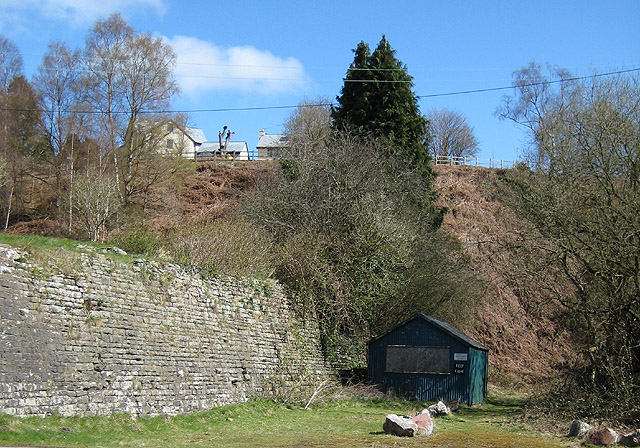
0,389,578,448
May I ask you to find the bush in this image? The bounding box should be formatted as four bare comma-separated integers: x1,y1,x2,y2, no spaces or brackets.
244,130,483,367
109,228,162,256
166,216,275,279
500,67,640,423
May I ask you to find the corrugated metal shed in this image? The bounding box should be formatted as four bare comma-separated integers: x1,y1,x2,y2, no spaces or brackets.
368,313,489,405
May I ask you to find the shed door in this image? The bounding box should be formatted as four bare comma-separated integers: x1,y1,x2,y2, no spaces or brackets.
469,350,487,405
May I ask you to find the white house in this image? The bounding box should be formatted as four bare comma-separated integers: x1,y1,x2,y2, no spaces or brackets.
256,129,289,160
156,121,250,161
160,121,206,159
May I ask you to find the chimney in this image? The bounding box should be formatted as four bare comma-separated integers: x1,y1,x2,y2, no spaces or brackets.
259,129,266,138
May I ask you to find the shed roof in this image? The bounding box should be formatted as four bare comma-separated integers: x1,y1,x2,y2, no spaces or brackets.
257,134,289,148
370,313,489,351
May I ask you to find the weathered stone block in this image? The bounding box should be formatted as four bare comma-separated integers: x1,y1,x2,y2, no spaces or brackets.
383,414,418,437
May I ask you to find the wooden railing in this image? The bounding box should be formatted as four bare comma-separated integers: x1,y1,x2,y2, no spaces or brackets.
434,155,517,169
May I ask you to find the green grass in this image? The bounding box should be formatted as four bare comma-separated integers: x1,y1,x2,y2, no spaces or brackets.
0,233,90,252
0,391,578,448
0,233,155,267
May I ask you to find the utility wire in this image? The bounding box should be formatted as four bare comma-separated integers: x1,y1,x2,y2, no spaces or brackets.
1,67,638,115
417,67,640,99
4,63,638,85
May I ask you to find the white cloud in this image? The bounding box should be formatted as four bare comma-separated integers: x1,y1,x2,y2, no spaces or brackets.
166,35,308,96
0,0,166,27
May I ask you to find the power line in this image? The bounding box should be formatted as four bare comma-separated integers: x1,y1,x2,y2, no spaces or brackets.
169,67,640,112
1,67,638,115
0,103,333,115
4,60,639,87
7,48,640,80
417,67,640,99
343,79,412,83
146,104,334,114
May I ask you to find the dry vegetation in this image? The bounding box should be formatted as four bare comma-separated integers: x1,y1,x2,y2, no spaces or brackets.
434,166,573,387
167,162,575,388
5,161,573,390
177,161,274,222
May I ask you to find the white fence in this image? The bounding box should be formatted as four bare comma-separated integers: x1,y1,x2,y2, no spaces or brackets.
434,155,517,169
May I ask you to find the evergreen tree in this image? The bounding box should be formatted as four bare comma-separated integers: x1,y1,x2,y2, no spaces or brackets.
332,41,373,135
333,36,431,177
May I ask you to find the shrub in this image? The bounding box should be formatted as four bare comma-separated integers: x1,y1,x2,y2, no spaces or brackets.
166,216,275,279
109,228,162,257
244,130,483,367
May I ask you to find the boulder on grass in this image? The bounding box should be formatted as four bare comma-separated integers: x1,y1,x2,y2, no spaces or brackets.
446,398,460,412
568,420,591,438
620,430,640,447
427,401,449,416
411,412,434,436
383,414,418,437
586,427,619,445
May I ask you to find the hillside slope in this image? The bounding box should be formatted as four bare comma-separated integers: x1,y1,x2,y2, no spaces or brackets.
434,166,573,387
6,161,573,387
162,162,575,387
177,163,574,386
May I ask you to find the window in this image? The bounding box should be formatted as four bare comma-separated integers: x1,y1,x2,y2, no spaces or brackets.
166,139,174,149
167,123,174,132
385,345,450,374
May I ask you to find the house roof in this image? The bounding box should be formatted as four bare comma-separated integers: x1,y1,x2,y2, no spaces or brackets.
185,127,207,144
198,141,248,155
369,313,489,351
257,134,289,148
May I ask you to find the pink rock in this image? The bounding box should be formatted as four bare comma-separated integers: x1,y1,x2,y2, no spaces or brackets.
411,412,434,436
586,427,619,445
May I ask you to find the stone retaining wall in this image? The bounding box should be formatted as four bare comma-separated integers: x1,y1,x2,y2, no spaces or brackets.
0,244,327,417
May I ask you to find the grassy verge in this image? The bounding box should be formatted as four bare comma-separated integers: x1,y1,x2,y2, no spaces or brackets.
0,233,93,252
0,233,157,266
0,390,578,448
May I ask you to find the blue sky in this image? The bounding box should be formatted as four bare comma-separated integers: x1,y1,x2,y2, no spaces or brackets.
1,0,639,161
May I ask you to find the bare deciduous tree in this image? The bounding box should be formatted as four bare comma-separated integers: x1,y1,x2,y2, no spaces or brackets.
426,108,479,160
0,34,23,93
84,13,131,181
500,63,640,421
73,171,121,242
497,61,574,172
119,32,180,204
283,97,332,148
33,41,84,222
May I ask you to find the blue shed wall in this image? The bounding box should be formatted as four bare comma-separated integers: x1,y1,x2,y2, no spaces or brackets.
368,318,475,404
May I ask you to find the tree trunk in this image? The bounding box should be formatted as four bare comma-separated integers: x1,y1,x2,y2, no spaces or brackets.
68,135,74,235
4,184,13,231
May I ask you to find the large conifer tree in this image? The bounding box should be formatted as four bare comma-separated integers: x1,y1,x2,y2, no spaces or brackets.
333,36,430,177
